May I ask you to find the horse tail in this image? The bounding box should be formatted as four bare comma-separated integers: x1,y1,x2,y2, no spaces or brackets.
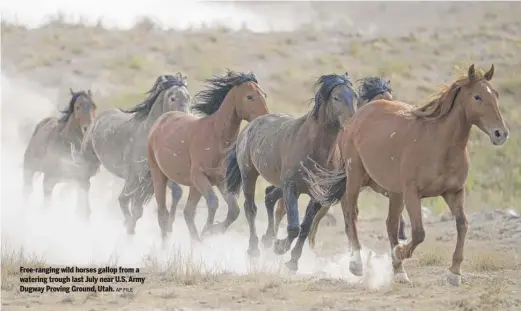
301,157,347,206
136,164,155,208
225,141,242,196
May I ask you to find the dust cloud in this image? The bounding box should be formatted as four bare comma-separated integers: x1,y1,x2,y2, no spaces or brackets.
1,73,393,289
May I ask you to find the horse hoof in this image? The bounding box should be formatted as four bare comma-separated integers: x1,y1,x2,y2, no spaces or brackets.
349,260,364,277
393,272,411,284
201,222,226,238
273,239,289,255
261,234,274,249
446,270,461,286
247,248,261,258
284,260,298,272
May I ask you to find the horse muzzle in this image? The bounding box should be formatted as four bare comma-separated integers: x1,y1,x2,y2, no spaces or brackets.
488,127,509,146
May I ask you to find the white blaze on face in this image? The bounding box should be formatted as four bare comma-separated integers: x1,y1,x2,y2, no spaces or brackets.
485,85,492,94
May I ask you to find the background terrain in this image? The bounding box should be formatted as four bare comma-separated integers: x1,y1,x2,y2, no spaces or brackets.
2,2,521,311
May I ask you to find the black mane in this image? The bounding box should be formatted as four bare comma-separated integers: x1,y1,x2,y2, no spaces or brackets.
357,76,393,103
311,73,356,119
191,70,258,116
59,90,90,123
121,73,187,120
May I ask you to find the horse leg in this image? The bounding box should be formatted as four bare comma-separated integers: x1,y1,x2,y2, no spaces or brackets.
118,181,132,228
308,203,332,251
285,200,322,271
261,186,283,248
75,179,91,222
242,171,260,257
342,168,364,277
148,163,170,242
190,171,219,238
386,192,409,283
392,186,424,280
274,199,286,236
273,182,300,255
167,181,183,233
41,175,57,210
399,214,407,241
442,188,467,286
183,186,202,241
208,184,240,234
126,192,146,235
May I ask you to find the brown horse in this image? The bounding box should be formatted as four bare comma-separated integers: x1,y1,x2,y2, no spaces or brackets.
23,89,98,219
146,71,269,241
225,73,358,271
307,76,407,250
307,64,508,286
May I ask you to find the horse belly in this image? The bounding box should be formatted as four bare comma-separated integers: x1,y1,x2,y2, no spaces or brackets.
357,143,402,193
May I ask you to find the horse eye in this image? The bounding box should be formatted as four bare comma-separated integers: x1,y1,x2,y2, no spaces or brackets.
333,96,339,101
474,95,482,101
246,95,253,100
170,97,176,102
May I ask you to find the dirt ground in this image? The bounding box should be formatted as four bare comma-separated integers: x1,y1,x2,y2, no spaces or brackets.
2,2,521,311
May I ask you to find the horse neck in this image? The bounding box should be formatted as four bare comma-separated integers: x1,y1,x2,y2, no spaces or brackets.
144,93,168,128
427,98,472,151
304,108,342,159
208,95,242,145
62,116,83,143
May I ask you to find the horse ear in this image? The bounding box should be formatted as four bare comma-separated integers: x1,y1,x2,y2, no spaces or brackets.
175,72,183,80
468,64,476,81
484,64,494,81
183,76,188,86
87,89,92,97
69,88,74,95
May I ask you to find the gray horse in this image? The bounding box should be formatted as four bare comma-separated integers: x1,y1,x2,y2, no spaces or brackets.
23,89,98,219
81,73,191,234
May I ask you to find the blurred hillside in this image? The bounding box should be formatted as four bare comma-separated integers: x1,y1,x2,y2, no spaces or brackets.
2,1,520,212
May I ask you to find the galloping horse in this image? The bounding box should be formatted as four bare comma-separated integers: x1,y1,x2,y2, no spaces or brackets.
307,76,407,250
307,64,508,285
82,74,191,234
23,89,98,219
146,71,269,241
225,73,358,271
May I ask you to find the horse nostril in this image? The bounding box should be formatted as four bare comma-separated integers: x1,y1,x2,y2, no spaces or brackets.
494,130,501,138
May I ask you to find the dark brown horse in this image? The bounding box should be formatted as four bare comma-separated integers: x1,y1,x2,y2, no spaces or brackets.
23,89,98,219
262,77,408,254
307,64,508,286
225,73,358,271
146,71,269,241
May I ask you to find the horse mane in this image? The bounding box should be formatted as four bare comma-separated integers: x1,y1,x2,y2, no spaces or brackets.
59,90,89,123
191,70,258,116
357,76,393,103
121,73,187,120
310,73,356,119
407,67,485,120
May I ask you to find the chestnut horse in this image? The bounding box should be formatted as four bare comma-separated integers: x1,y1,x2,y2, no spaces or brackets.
23,89,98,219
307,64,508,285
146,71,269,241
225,73,358,271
